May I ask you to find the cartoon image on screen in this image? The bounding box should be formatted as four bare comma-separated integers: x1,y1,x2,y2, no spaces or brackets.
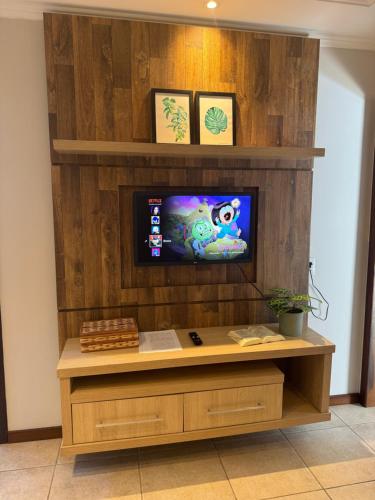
134,192,254,265
162,195,251,261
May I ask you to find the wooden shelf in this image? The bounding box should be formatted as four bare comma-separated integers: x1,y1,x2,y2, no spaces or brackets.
58,325,335,378
53,139,325,161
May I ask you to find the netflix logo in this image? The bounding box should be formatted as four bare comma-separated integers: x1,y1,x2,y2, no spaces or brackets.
148,198,162,205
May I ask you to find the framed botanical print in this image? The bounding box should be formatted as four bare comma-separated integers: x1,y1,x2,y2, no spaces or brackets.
151,89,194,144
195,92,236,146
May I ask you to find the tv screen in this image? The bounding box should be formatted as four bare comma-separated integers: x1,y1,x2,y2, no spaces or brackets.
134,191,257,266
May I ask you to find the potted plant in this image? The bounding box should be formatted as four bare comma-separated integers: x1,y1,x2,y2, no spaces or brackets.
267,288,320,337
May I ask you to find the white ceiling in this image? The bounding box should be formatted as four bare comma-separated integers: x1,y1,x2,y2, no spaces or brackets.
1,0,375,50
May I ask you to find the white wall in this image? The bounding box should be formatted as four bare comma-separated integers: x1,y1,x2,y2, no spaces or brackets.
0,20,374,430
0,18,61,430
310,48,375,395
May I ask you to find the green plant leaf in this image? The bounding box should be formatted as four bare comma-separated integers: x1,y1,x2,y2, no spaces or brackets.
205,107,228,135
266,287,320,317
162,97,188,142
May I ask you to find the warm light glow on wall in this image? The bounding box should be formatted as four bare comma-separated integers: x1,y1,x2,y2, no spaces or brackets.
207,1,218,8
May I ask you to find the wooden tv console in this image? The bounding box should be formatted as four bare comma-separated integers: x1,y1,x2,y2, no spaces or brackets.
57,325,335,456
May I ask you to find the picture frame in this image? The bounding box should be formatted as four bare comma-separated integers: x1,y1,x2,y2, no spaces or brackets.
151,88,194,144
195,92,236,146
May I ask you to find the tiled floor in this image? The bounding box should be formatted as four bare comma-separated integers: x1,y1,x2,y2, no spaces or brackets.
1,405,375,499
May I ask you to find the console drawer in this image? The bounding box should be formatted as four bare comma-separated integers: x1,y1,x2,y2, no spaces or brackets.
184,383,283,431
72,394,183,443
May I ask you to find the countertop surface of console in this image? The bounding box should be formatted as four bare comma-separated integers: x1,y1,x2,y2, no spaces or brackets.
58,324,335,378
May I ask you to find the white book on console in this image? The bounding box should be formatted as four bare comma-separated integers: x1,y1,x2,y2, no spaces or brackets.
228,325,285,347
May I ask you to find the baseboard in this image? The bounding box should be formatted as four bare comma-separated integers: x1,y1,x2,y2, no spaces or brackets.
7,426,62,443
329,393,360,406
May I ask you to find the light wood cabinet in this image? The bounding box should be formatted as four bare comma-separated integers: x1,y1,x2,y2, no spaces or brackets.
184,384,283,431
72,394,183,443
57,325,334,457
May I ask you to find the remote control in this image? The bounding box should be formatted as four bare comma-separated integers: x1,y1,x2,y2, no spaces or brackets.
189,331,203,345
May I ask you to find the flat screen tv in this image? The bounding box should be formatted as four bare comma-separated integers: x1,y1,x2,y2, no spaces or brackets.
134,191,257,266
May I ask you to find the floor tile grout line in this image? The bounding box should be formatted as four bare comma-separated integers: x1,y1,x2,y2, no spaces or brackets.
0,463,56,474
265,488,328,499
212,439,239,500
325,488,334,500
330,406,375,428
282,431,325,491
137,447,144,500
46,442,61,500
324,479,375,496
349,425,375,453
46,464,57,500
280,422,347,437
285,425,375,493
213,432,322,500
325,477,375,490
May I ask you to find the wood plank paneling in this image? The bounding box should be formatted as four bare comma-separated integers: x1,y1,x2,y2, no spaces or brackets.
44,14,320,350
57,300,271,352
52,166,311,309
72,16,96,141
44,13,320,159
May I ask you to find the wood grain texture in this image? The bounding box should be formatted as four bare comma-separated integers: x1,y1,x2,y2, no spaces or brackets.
52,164,312,350
57,325,335,378
60,378,73,446
72,394,183,443
57,301,272,353
70,360,284,402
44,14,320,351
183,383,283,431
53,140,325,161
8,390,347,443
60,387,330,456
286,353,332,412
44,13,319,165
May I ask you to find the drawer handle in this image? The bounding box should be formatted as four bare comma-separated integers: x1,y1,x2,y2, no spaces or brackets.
207,403,265,416
96,415,163,429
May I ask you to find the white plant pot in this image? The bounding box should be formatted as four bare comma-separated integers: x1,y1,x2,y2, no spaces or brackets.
279,309,304,337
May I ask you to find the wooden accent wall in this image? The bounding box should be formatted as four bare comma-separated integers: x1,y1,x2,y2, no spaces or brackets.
43,13,320,351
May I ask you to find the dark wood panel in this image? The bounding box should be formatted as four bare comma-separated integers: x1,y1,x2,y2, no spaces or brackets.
57,300,272,352
44,14,319,351
52,165,312,312
52,139,324,161
44,13,319,163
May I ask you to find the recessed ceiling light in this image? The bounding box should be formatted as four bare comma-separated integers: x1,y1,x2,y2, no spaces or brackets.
207,1,219,9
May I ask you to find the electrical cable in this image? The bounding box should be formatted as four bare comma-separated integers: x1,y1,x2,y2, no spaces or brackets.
236,263,267,299
309,267,329,321
237,262,329,321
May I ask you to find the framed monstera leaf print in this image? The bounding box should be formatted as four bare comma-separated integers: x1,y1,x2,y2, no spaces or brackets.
151,89,194,144
195,92,236,146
